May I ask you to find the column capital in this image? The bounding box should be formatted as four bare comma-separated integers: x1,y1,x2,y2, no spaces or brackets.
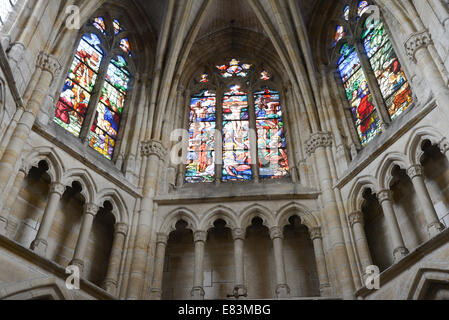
348,211,364,228
377,189,393,203
37,51,61,77
114,223,129,237
404,30,433,62
193,230,207,243
407,164,424,179
84,203,99,216
309,227,322,240
156,232,169,245
269,227,284,240
232,228,246,241
306,132,333,156
50,182,66,197
140,140,167,160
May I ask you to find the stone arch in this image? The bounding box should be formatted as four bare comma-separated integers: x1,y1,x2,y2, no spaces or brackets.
347,175,379,214
199,205,238,231
405,266,449,300
239,203,275,230
61,168,97,204
159,207,200,235
23,147,64,184
95,188,130,225
376,152,411,190
0,278,71,300
275,202,320,231
405,127,448,166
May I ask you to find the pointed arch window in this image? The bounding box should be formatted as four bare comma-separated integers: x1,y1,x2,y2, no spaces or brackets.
55,16,134,160
0,0,18,26
186,59,290,184
332,1,413,147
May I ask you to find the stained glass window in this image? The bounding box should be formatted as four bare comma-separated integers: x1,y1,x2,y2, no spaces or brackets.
55,17,134,160
186,62,289,183
338,43,381,147
88,56,129,160
362,18,413,120
186,90,216,183
255,88,289,179
216,59,252,78
357,1,369,17
55,33,103,137
0,0,17,26
222,85,252,181
332,1,413,148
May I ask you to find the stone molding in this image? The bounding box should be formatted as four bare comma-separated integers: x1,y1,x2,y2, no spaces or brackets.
85,203,99,216
193,231,207,243
114,223,129,237
348,211,364,228
140,140,167,160
156,232,169,245
405,30,433,62
37,52,61,76
377,189,393,204
269,227,283,240
407,164,424,179
232,228,246,241
309,227,322,240
306,132,333,155
50,182,66,197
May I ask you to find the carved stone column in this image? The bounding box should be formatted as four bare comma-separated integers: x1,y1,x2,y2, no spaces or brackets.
30,182,66,256
149,233,169,300
232,228,247,297
377,190,409,262
270,227,290,299
309,227,332,296
191,231,207,300
127,140,166,299
103,223,129,296
407,165,445,237
348,212,373,280
0,52,60,196
306,132,355,299
405,31,449,112
69,203,99,273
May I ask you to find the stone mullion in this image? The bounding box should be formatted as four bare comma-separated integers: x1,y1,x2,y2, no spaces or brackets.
215,88,224,185
70,203,99,273
407,165,445,237
281,88,298,183
309,227,332,296
269,227,290,299
377,190,409,263
103,223,129,296
114,73,141,165
248,88,259,183
348,211,373,280
149,233,169,300
176,89,190,187
30,182,66,256
331,69,361,153
353,41,391,128
191,230,207,300
232,228,247,298
79,53,112,143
